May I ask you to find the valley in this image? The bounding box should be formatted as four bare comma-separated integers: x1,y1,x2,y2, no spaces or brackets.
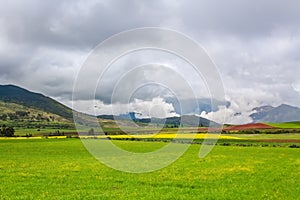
0,84,299,199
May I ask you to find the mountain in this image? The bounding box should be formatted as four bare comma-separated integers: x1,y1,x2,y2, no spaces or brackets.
0,84,218,127
4,84,299,126
250,104,300,122
98,112,218,127
0,84,73,121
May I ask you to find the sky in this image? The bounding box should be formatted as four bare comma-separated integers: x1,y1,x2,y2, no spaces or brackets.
0,0,300,124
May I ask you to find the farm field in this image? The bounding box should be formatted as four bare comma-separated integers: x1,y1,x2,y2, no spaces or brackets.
266,122,300,129
223,133,300,140
6,131,300,141
8,120,300,138
0,139,299,199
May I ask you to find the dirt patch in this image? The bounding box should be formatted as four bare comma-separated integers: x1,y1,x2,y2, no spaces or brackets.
224,123,274,131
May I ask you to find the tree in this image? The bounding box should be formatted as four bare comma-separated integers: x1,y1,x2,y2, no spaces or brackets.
16,111,29,117
0,125,15,137
7,113,18,120
0,114,7,121
6,127,15,137
88,128,94,135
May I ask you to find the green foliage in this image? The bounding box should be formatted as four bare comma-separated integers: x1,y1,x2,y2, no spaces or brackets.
0,125,15,137
15,111,29,117
45,130,65,137
0,114,7,121
0,100,75,134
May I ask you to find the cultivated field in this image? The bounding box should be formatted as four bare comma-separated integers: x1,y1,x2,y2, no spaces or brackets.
0,138,299,199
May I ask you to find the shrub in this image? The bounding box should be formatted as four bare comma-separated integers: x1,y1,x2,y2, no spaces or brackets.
289,144,299,148
0,125,15,137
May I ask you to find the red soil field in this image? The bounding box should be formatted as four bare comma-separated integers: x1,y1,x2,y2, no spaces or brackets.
224,123,274,131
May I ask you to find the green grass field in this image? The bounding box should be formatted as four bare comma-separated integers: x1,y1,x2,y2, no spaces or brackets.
266,121,300,129
224,133,300,140
0,139,299,199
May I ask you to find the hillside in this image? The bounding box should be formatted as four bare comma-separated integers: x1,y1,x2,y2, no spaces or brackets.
0,85,73,120
0,101,70,124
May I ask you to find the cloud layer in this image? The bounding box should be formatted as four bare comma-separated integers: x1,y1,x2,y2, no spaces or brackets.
0,0,300,123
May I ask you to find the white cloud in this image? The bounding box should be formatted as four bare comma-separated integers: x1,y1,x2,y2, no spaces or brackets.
200,107,253,125
292,83,300,94
70,97,178,118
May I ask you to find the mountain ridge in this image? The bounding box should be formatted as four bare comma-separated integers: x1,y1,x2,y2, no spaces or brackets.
250,104,300,123
1,84,299,124
97,112,219,127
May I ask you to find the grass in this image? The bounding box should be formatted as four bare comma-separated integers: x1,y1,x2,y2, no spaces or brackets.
266,121,300,129
223,133,300,140
0,139,299,199
0,101,70,123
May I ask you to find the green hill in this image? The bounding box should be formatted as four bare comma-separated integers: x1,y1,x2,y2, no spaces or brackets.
0,101,70,123
266,121,300,129
0,85,76,133
0,85,73,120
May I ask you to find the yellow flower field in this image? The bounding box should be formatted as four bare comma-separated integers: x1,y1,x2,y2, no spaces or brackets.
80,133,242,140
0,134,242,140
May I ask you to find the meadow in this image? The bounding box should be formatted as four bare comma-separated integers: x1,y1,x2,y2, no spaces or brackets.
0,138,299,199
266,122,300,129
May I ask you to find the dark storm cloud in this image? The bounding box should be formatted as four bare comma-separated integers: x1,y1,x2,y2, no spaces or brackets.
0,0,299,122
0,0,171,48
0,0,175,97
180,0,300,37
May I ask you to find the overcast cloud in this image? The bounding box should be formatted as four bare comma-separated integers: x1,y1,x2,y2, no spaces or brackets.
0,0,299,123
